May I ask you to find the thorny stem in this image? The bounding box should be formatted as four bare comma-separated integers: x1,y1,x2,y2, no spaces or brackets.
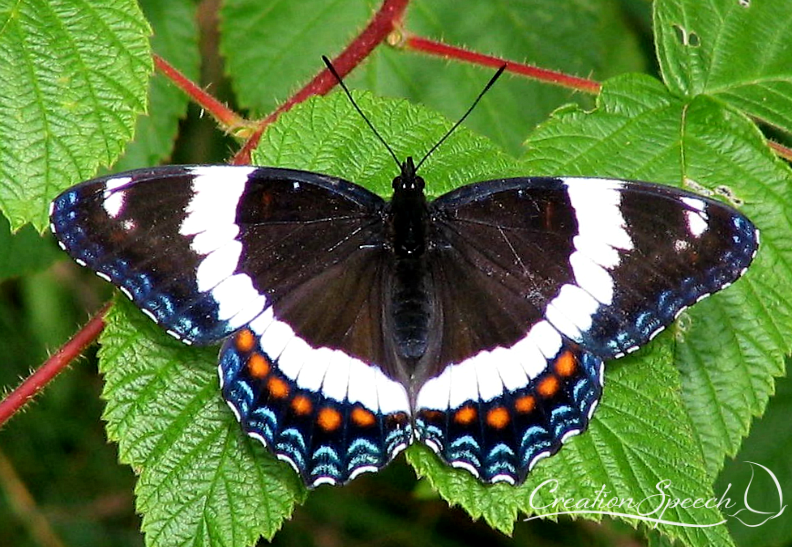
0,304,109,428
232,0,410,163
402,33,601,94
153,55,247,131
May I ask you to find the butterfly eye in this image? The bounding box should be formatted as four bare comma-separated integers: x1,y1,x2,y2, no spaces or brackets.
391,173,426,192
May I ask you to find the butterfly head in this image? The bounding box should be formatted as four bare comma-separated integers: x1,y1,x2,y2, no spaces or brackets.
393,157,425,194
388,156,428,258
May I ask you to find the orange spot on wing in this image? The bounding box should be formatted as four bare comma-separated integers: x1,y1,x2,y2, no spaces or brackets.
318,407,342,431
247,353,270,378
291,395,312,416
555,350,576,377
486,407,510,429
351,407,376,428
537,375,560,398
267,376,290,398
454,406,477,425
515,395,536,413
235,329,256,352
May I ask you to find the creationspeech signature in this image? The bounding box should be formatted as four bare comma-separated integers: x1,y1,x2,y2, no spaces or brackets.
524,461,786,528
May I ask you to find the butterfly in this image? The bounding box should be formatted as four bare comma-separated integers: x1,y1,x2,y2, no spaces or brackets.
50,152,758,487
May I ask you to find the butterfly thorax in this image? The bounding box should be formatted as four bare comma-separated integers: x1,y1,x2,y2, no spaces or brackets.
389,157,427,258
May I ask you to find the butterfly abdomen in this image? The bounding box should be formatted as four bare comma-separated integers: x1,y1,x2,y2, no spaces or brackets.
389,257,432,361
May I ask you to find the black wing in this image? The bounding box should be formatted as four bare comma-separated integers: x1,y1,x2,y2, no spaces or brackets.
413,176,758,484
50,165,413,486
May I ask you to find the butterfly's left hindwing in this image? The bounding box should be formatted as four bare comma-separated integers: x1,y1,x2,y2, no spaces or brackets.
220,326,413,486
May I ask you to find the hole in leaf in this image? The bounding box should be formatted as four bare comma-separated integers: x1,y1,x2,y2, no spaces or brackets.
715,185,744,206
739,0,750,7
674,312,692,338
672,24,701,47
684,178,713,197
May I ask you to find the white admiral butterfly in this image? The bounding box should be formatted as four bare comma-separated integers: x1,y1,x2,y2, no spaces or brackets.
49,67,758,488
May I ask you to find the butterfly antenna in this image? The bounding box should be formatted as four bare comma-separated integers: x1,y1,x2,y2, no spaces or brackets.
322,56,402,170
415,64,507,171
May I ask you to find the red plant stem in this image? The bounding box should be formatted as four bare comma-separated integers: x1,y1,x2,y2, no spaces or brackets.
769,140,792,163
404,34,602,95
0,304,109,428
154,54,245,130
233,0,411,164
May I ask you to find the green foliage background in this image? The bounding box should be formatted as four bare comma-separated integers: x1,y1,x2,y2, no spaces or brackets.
1,0,791,546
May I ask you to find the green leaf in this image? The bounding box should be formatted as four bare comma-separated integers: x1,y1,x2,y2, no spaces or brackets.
219,0,645,155
219,0,377,114
113,0,200,171
655,0,792,134
101,297,307,546
252,91,520,196
0,0,152,231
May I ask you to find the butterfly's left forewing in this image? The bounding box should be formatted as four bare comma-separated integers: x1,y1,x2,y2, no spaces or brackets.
50,166,257,344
